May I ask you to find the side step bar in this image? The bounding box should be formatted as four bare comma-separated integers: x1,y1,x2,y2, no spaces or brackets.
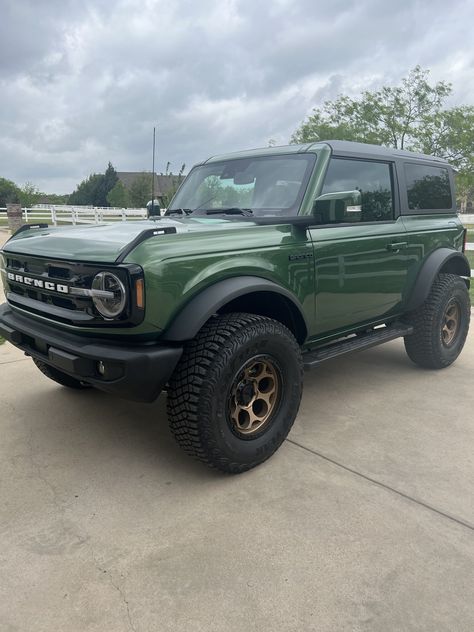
303,322,414,370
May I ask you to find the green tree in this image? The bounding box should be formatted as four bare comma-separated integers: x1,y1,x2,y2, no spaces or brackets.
0,177,21,206
414,105,474,207
42,193,69,204
69,173,104,206
69,162,118,206
455,171,474,210
415,106,474,169
292,66,474,208
194,175,222,207
19,182,41,207
291,67,452,149
163,163,186,207
97,161,118,206
107,180,130,207
129,173,153,208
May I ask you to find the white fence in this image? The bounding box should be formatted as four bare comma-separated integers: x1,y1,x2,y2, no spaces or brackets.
0,206,473,227
0,205,153,226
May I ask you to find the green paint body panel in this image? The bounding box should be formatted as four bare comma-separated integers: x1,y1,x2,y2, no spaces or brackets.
127,220,315,336
0,142,468,348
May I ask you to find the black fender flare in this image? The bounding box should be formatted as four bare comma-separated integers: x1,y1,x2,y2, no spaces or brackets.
405,248,471,312
161,276,308,342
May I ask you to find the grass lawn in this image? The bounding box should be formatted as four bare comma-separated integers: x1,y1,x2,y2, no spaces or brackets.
465,251,474,303
464,224,474,242
0,336,5,345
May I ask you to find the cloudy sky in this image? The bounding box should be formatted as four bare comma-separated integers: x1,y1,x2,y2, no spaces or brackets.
1,0,473,194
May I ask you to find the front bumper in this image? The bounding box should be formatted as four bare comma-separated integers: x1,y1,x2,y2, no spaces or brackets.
0,303,182,402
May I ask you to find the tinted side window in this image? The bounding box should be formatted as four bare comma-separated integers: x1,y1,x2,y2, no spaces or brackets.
320,158,393,223
404,163,452,210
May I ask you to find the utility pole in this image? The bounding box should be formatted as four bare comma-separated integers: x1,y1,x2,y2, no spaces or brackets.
151,126,156,216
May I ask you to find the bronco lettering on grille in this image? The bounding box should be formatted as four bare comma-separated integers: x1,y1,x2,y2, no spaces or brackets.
7,272,69,294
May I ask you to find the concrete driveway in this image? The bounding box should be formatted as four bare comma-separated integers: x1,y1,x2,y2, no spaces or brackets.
0,227,473,631
1,331,473,631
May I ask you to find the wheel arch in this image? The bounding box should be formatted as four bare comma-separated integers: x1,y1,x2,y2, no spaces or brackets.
161,276,308,343
405,248,471,312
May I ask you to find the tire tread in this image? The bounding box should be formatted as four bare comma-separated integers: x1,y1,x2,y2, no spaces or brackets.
403,273,470,369
167,312,303,473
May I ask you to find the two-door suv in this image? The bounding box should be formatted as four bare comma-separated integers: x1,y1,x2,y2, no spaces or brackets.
0,141,471,473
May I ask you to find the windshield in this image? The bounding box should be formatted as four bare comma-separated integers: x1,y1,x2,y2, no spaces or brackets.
169,153,316,216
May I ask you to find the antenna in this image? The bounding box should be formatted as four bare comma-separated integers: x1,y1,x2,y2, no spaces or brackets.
151,126,156,216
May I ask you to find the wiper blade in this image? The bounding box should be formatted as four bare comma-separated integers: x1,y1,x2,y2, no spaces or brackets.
193,207,253,217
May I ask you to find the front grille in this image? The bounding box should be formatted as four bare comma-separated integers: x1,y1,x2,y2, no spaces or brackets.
10,284,77,310
48,265,71,280
2,254,143,327
4,255,97,324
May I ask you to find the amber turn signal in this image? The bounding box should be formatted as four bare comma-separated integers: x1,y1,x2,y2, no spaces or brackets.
135,278,145,309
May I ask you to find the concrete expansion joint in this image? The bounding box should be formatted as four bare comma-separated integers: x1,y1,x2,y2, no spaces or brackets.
286,438,474,533
90,550,138,632
26,426,64,515
0,357,30,366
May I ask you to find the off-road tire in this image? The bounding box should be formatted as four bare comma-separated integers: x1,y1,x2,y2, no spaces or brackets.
167,313,303,473
403,273,470,369
32,358,92,389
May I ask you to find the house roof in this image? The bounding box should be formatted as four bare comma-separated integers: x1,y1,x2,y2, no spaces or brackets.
117,172,185,196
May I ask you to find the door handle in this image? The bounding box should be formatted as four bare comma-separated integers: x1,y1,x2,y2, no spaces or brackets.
387,242,408,252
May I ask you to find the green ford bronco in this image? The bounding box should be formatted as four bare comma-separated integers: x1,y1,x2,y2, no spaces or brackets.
0,141,471,473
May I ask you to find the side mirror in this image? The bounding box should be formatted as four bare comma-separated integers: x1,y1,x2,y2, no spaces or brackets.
313,190,362,223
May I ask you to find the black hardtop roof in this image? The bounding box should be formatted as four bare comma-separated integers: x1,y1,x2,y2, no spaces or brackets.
203,140,450,166
316,140,449,164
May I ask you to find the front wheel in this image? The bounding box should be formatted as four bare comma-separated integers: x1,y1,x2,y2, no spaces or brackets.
403,273,470,369
167,313,303,473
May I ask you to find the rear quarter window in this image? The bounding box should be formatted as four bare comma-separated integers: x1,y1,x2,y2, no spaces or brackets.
404,163,452,210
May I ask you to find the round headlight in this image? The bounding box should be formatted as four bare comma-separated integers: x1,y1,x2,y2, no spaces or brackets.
91,272,126,319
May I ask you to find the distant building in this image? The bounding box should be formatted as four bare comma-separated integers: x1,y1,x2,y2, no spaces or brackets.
117,172,185,206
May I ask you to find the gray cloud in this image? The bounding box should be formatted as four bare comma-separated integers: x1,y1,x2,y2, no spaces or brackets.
0,0,473,193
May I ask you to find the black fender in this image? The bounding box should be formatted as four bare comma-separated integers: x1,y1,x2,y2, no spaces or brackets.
161,276,308,342
405,248,471,312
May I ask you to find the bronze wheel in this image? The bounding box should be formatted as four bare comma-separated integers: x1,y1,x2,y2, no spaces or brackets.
167,313,303,473
441,300,460,347
229,356,281,437
404,273,470,370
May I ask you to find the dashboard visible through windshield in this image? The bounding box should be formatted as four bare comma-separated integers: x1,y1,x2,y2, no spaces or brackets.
169,153,316,217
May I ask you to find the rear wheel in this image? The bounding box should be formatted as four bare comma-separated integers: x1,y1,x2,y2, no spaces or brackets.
167,313,303,473
403,273,470,369
32,358,92,389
